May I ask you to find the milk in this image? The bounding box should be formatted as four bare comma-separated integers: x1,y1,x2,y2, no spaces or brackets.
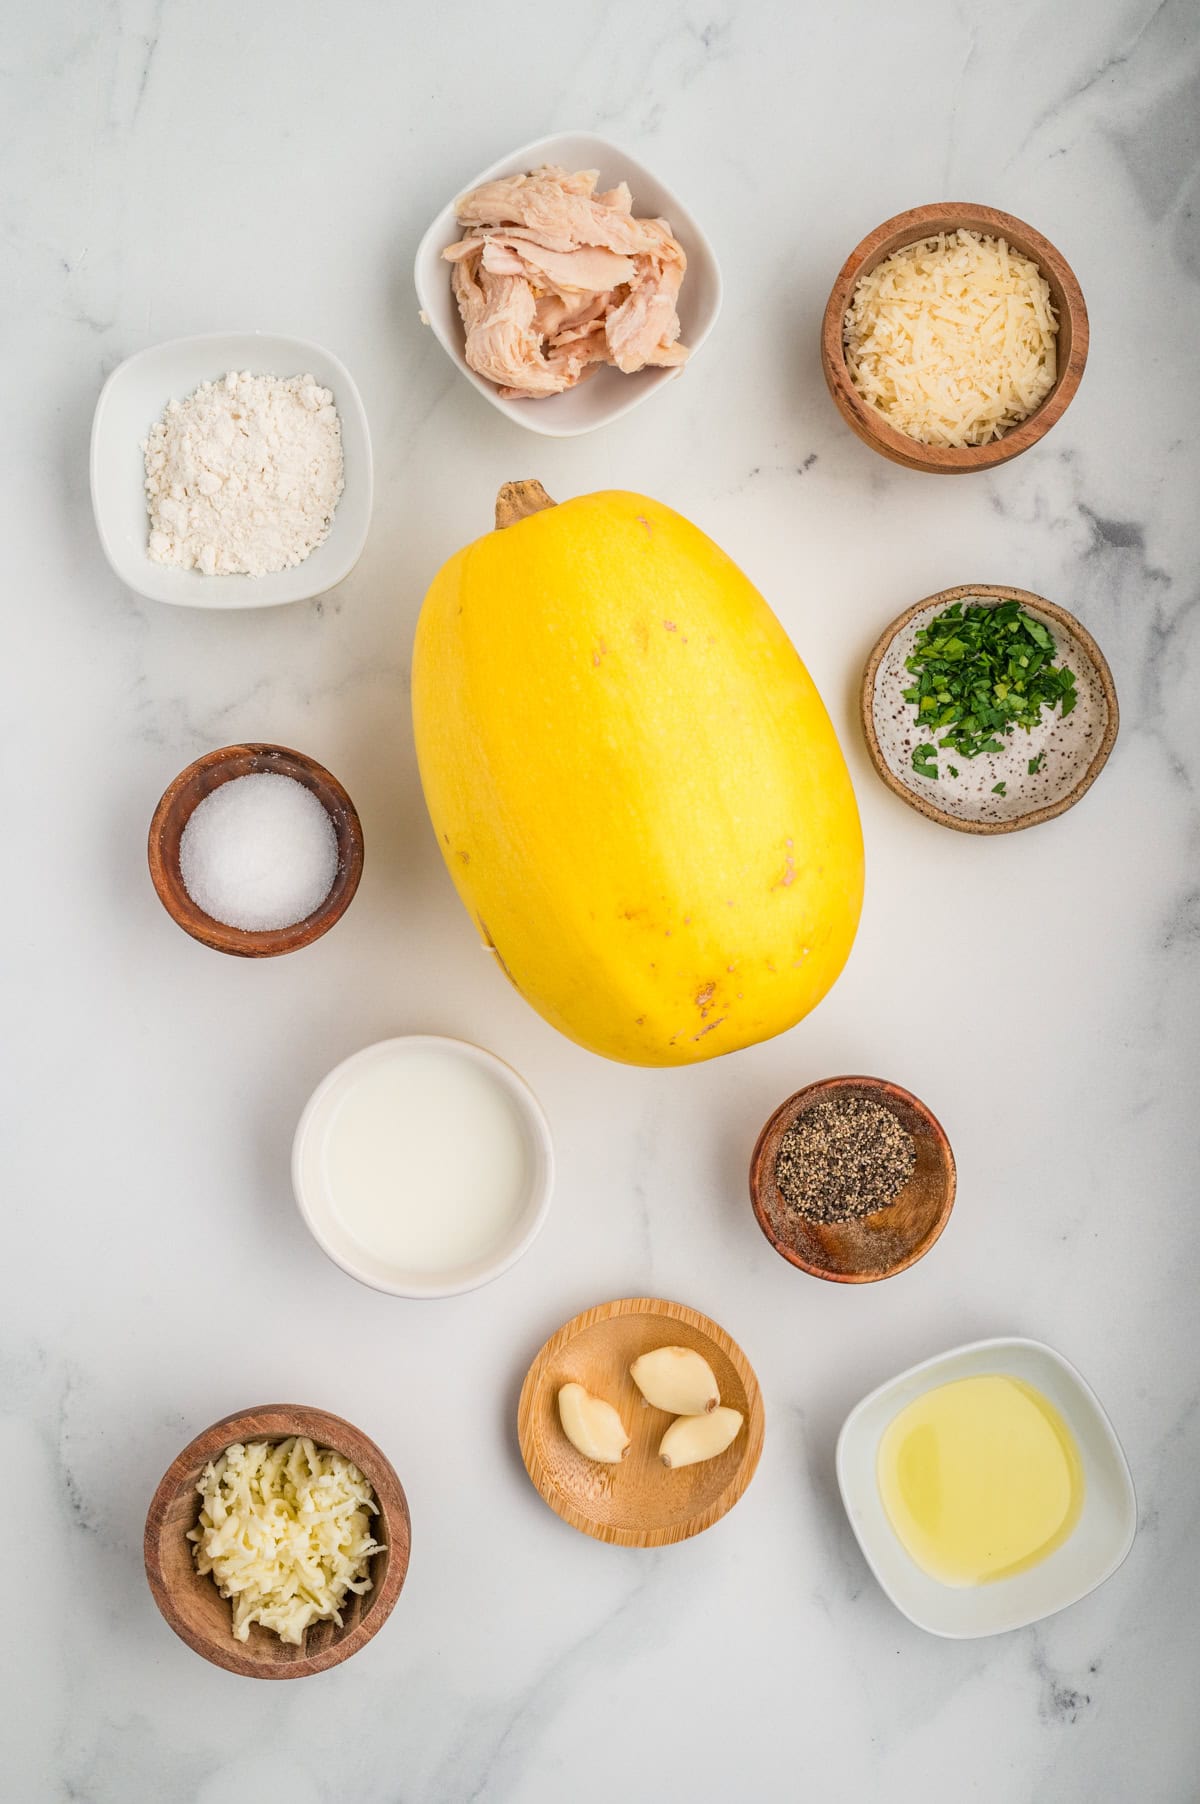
320,1043,531,1273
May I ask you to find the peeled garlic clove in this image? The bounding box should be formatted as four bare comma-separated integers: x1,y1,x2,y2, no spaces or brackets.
557,1383,631,1463
629,1345,720,1415
659,1406,744,1469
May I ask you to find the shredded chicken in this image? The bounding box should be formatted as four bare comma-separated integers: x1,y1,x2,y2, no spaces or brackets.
444,165,690,400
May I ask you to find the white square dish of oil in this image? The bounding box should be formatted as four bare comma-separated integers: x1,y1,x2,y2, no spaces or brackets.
836,1337,1136,1638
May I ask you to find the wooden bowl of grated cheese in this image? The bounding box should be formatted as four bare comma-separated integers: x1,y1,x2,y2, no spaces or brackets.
144,1404,411,1678
820,202,1088,473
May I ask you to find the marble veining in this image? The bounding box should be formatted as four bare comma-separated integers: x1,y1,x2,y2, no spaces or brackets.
3,0,1199,1799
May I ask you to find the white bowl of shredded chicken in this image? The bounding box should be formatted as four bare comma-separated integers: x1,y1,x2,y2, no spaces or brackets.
414,132,722,436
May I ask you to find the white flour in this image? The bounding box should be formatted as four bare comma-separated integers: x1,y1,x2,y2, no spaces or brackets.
142,370,344,576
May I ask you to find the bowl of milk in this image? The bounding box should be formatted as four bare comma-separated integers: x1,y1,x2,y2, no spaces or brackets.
292,1036,554,1297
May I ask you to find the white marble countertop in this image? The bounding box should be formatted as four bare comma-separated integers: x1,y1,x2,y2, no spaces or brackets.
5,2,1199,1798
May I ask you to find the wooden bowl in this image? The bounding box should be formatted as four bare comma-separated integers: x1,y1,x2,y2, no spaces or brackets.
863,585,1118,834
147,743,363,955
518,1298,765,1547
144,1403,411,1679
749,1077,955,1284
820,202,1088,473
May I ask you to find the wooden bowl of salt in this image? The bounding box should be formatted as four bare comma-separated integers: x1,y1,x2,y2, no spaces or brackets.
147,742,363,956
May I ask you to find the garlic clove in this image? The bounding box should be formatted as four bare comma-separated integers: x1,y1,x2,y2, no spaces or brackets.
557,1383,631,1464
659,1406,744,1469
629,1345,720,1416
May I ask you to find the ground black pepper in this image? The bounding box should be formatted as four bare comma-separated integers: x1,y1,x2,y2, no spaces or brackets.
774,1094,916,1224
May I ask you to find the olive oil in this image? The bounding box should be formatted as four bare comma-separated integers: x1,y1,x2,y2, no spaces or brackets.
877,1374,1084,1587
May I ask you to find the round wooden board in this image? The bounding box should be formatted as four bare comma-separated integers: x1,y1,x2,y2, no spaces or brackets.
517,1298,765,1547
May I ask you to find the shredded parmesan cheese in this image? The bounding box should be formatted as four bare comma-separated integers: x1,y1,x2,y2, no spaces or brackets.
188,1437,384,1645
843,230,1059,448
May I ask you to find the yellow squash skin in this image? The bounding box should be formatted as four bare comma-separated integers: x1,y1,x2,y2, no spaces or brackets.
412,489,864,1066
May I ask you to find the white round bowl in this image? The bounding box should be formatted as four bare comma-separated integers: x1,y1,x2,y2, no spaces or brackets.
90,331,373,608
292,1036,554,1298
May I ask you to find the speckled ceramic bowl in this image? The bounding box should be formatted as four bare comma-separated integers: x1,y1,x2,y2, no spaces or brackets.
862,585,1118,833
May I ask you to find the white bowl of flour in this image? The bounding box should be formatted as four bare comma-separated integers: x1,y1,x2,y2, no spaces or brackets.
90,332,373,607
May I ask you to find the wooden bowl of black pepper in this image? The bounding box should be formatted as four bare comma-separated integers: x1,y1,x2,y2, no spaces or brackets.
749,1076,955,1284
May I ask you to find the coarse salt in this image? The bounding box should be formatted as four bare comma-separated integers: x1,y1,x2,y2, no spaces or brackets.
142,370,344,576
179,773,339,931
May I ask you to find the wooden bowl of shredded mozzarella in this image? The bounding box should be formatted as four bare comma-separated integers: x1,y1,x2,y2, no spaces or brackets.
144,1404,410,1678
820,203,1088,472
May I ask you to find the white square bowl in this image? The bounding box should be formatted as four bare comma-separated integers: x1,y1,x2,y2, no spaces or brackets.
413,131,723,438
836,1337,1136,1638
90,332,373,608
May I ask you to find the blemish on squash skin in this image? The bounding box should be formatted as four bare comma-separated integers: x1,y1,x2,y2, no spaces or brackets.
694,980,718,1021
636,514,652,535
692,1017,726,1041
663,620,678,632
458,850,470,864
592,638,608,667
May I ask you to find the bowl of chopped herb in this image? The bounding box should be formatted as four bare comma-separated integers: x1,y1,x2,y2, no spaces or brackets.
861,585,1117,833
749,1076,955,1283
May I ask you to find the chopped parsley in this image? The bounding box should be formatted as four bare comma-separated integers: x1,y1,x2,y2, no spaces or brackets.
904,600,1076,782
1028,752,1046,774
992,782,1007,796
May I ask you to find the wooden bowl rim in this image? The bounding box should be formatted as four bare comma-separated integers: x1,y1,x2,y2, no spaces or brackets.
517,1296,765,1547
820,202,1089,472
147,743,364,957
861,584,1119,834
749,1075,957,1284
143,1403,411,1679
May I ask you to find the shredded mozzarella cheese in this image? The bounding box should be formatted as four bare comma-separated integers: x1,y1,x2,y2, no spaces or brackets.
189,1437,384,1645
843,230,1059,448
